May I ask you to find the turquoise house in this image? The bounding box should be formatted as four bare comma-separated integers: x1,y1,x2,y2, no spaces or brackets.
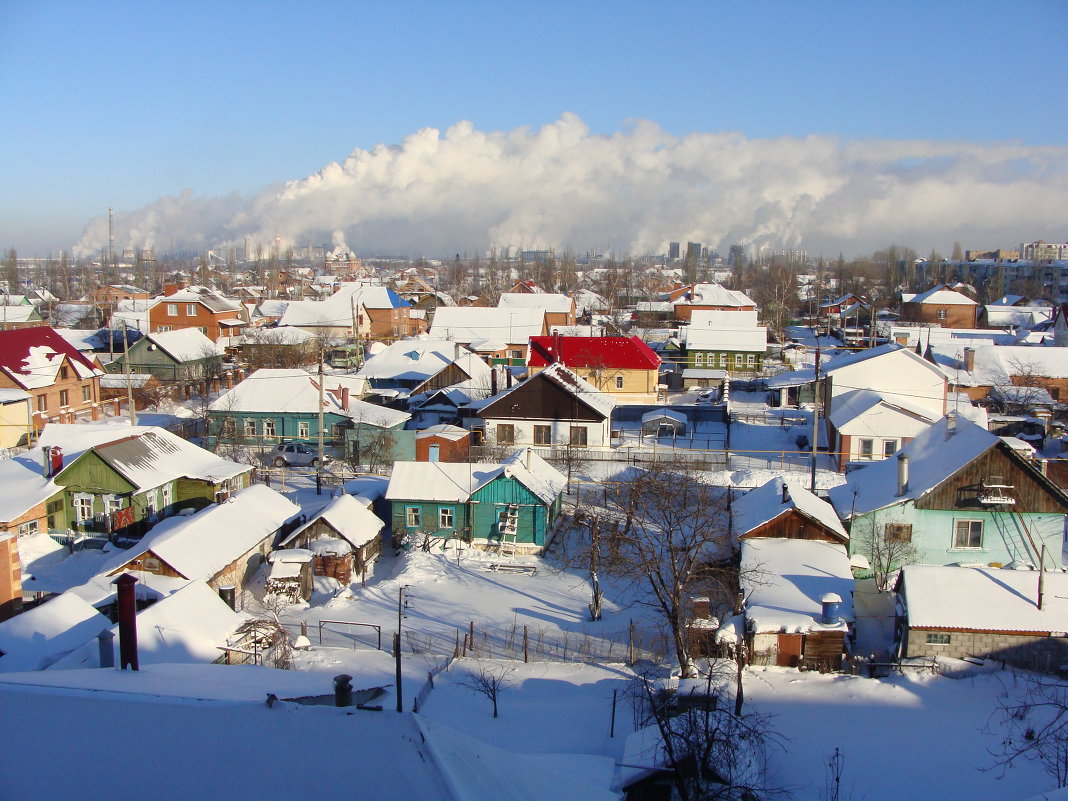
829,416,1068,578
385,449,565,550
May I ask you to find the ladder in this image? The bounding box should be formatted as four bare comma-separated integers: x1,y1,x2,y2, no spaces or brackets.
498,504,519,558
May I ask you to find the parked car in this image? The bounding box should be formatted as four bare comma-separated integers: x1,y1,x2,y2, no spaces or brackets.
696,389,719,403
268,442,326,467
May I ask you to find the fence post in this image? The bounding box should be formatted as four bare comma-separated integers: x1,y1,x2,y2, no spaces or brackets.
628,619,635,665
523,625,529,663
469,620,475,655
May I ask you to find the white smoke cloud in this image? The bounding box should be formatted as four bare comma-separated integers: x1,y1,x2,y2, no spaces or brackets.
74,114,1068,259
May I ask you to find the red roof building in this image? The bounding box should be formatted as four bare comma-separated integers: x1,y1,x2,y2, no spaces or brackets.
527,335,661,402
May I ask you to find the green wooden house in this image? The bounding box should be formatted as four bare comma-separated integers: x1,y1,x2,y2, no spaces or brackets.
385,449,566,551
45,427,252,540
207,368,410,450
115,328,225,383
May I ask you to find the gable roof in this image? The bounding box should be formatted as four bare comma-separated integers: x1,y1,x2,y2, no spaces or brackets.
827,416,1068,519
355,339,484,384
527,335,660,370
154,285,243,314
675,283,756,307
905,284,978,306
142,328,224,361
733,477,848,541
386,448,565,506
280,493,385,549
0,593,112,672
279,284,405,328
430,306,546,346
476,363,615,420
826,388,941,430
823,342,945,380
104,484,301,582
498,293,574,314
0,325,104,390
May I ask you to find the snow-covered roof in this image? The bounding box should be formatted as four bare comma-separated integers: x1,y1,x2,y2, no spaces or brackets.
416,424,470,441
823,342,943,380
498,293,574,314
280,493,385,550
356,338,487,386
0,326,104,390
99,373,156,389
103,485,301,582
72,427,251,490
741,538,854,634
477,363,616,420
983,306,1053,329
684,325,768,353
681,368,729,379
0,452,57,524
430,306,546,346
905,285,978,306
528,335,661,370
733,477,848,541
153,286,242,313
688,309,761,329
828,417,1004,519
0,305,41,322
679,283,756,308
279,284,404,328
209,369,408,427
386,448,565,506
641,408,687,425
51,580,246,670
900,564,1068,633
0,593,111,672
143,328,224,361
827,389,940,431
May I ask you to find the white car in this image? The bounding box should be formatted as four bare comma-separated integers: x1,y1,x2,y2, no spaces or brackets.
695,389,719,403
268,442,325,467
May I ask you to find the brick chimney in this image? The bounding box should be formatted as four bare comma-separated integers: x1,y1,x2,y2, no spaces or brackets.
963,347,975,372
113,573,139,671
340,386,350,411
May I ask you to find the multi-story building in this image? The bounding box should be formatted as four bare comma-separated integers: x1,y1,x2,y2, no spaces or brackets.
147,285,249,341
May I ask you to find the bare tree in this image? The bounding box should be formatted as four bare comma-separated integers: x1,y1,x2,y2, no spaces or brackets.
583,459,736,678
633,670,782,801
459,660,515,718
989,673,1068,788
851,507,919,591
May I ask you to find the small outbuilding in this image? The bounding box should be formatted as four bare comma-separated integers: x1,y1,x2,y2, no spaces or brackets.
278,494,386,583
640,408,688,437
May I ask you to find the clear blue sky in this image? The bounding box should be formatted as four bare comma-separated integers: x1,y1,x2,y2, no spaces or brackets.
2,0,1066,255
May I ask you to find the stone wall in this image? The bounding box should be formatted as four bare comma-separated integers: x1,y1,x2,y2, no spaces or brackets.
905,627,1068,673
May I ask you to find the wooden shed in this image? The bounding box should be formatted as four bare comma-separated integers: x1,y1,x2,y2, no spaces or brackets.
278,494,386,583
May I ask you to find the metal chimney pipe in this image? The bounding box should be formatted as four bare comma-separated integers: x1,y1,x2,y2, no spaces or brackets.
97,629,115,669
334,674,353,707
897,453,909,497
42,446,51,478
113,573,139,671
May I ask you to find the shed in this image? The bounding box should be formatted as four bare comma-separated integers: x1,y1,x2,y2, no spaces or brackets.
640,408,688,436
279,494,385,581
265,549,314,603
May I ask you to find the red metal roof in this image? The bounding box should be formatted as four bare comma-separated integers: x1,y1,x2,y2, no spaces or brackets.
0,326,103,388
527,335,661,370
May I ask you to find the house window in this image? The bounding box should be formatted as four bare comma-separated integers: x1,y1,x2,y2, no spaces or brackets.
221,417,236,436
496,424,515,444
262,419,276,438
82,385,92,402
936,309,947,320
885,523,912,542
186,304,197,316
615,375,625,389
60,366,69,380
17,520,38,537
36,394,47,412
439,507,454,529
570,426,588,447
161,486,172,514
244,418,256,437
694,353,705,367
104,496,123,516
58,390,69,407
406,507,421,527
953,519,984,549
72,495,93,523
144,490,158,519
746,354,755,366
734,354,743,367
298,422,310,438
167,303,178,316
197,326,208,335
925,633,951,645
859,439,874,459
534,425,552,445
883,440,897,458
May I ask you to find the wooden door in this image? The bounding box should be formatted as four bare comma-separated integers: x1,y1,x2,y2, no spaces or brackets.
777,634,803,667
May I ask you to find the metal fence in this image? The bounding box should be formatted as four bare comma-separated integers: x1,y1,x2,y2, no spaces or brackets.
48,529,111,552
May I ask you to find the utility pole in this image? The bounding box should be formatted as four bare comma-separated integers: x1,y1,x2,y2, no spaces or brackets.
810,333,821,493
317,350,325,496
395,585,409,713
121,321,136,425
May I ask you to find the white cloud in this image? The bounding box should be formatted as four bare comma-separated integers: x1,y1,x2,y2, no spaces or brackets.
74,114,1068,259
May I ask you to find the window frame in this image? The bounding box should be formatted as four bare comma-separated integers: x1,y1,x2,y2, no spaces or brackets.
953,518,984,549
615,375,625,389
569,426,588,447
58,389,69,407
262,418,276,438
17,520,39,537
925,632,951,645
859,438,874,460
167,303,179,317
82,385,92,403
186,303,197,317
533,424,552,445
298,421,310,438
883,439,897,458
72,495,94,523
884,523,912,543
406,506,421,528
438,507,454,529
243,418,256,437
496,423,515,444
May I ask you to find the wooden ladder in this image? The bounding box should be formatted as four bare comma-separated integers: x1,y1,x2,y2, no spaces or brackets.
498,504,519,558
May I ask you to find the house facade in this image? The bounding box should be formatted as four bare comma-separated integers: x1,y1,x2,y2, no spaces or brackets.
148,286,249,341
900,285,979,328
117,328,225,383
527,334,661,403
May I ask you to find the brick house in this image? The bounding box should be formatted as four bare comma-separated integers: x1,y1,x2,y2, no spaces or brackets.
900,284,979,328
668,283,757,323
147,285,249,341
0,326,105,434
498,293,577,328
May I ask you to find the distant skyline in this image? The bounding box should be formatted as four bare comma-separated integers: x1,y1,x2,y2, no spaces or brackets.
2,1,1067,259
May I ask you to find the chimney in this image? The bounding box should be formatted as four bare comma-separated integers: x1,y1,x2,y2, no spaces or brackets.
341,387,350,411
334,674,354,707
946,410,957,437
506,370,513,389
491,368,498,395
50,446,63,477
963,347,975,372
781,481,790,504
820,593,843,626
897,453,909,496
42,446,51,478
525,448,533,470
113,573,139,671
97,629,115,669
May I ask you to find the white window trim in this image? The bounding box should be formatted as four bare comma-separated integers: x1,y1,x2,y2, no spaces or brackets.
952,518,984,550
406,507,421,528
438,507,455,529
167,303,178,317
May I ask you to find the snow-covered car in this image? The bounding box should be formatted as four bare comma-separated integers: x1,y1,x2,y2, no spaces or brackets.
267,442,326,468
695,389,719,403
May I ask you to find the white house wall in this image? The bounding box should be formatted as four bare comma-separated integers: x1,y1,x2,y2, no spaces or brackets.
481,416,612,448
837,405,935,462
829,352,946,418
